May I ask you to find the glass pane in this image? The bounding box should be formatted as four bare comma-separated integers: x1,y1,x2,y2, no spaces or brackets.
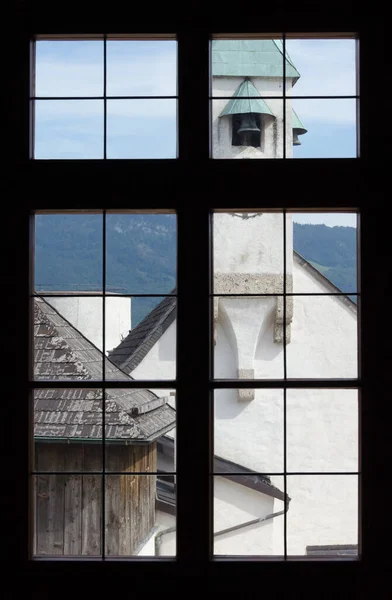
106,99,177,158
35,41,104,97
287,475,358,556
34,296,103,381
286,295,358,378
285,39,357,96
33,474,102,556
34,100,104,159
213,475,284,556
214,389,283,473
105,390,176,470
290,212,358,296
106,296,176,380
214,296,284,380
288,99,357,158
106,40,177,97
211,99,283,158
105,213,177,295
35,213,103,293
211,39,284,98
105,475,176,556
33,389,103,472
213,212,285,294
287,389,358,472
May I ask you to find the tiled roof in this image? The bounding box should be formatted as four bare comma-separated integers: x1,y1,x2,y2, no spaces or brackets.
34,297,176,442
108,291,176,372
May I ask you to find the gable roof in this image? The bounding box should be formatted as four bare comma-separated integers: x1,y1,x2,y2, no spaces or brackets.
34,297,176,442
108,290,176,371
293,251,357,314
212,39,300,83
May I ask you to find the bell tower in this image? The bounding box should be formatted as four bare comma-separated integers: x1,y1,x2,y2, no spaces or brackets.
211,40,307,158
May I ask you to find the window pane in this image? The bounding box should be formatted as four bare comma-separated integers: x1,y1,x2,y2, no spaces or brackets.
287,389,358,472
35,40,104,97
105,391,176,471
106,40,177,97
290,212,358,296
288,99,357,158
285,39,357,96
105,212,177,295
214,296,284,380
214,389,283,473
213,212,284,294
34,100,104,159
33,474,102,556
105,475,176,556
33,388,103,472
211,39,284,98
35,213,103,293
211,99,283,158
33,474,176,557
106,296,176,380
287,475,358,556
106,99,177,158
213,475,285,556
286,295,358,378
34,295,104,381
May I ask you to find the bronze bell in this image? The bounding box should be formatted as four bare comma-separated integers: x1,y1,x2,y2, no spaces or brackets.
237,113,261,146
237,113,261,135
293,130,301,146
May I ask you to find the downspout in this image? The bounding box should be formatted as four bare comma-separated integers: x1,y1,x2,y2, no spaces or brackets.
154,498,290,556
155,526,176,556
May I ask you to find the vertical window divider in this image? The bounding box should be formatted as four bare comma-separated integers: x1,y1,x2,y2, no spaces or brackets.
104,35,107,160
102,210,107,559
283,207,288,559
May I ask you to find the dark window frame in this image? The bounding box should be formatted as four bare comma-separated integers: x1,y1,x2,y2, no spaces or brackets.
7,1,388,590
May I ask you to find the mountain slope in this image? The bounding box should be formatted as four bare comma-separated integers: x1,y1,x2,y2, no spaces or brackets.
34,216,357,325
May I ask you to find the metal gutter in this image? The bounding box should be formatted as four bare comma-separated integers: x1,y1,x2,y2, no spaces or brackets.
155,498,290,555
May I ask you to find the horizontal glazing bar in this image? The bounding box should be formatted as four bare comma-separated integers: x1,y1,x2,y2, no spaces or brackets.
31,96,178,100
210,95,359,100
212,379,360,388
33,293,178,298
210,293,358,297
29,380,177,389
212,556,359,562
32,471,177,476
210,472,359,476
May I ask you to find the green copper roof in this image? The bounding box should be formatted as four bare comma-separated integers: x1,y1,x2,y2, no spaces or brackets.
212,40,301,83
292,109,307,135
219,79,274,117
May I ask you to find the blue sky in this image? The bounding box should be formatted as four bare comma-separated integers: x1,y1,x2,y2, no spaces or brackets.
34,39,357,226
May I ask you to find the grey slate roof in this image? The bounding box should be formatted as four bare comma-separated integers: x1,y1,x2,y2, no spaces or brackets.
34,297,176,442
108,290,176,372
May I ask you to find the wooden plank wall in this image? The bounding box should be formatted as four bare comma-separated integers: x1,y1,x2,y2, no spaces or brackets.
34,442,157,556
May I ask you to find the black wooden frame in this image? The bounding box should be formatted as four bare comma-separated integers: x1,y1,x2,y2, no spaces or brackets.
7,0,388,590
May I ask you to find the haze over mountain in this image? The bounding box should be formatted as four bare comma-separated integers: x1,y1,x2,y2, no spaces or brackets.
35,214,357,326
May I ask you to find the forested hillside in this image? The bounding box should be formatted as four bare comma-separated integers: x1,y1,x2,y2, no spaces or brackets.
35,215,357,325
